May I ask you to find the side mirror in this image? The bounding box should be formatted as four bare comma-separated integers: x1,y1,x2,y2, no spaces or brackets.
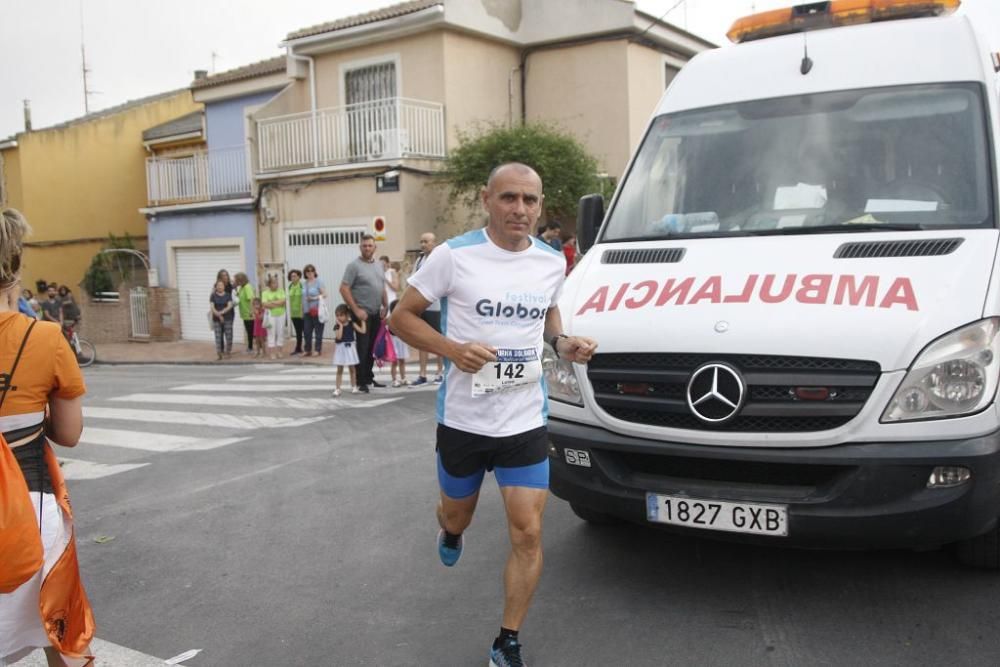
577,194,604,253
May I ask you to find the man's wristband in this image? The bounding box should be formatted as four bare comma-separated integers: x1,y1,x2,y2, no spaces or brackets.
550,334,569,352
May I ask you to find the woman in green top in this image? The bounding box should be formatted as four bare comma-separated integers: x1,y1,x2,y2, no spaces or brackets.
261,274,287,360
287,268,304,356
233,272,256,353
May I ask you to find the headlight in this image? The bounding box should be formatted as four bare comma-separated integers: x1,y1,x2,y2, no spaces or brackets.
882,318,1000,423
543,343,583,405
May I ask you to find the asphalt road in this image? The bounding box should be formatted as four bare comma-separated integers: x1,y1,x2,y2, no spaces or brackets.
50,364,1000,666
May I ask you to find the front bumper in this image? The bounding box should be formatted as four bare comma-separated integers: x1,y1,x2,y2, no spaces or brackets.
548,418,1000,549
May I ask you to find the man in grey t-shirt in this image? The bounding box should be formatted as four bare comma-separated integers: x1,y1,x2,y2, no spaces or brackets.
340,234,388,392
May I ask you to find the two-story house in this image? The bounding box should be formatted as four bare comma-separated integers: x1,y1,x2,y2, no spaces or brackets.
0,89,198,292
141,57,287,342
249,0,713,295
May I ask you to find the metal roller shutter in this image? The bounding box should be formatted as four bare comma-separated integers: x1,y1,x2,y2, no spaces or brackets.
175,246,244,342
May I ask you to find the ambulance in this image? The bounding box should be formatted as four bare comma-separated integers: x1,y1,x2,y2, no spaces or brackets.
544,0,1000,566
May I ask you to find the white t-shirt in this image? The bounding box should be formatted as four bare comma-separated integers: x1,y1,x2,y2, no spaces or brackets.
407,227,566,437
385,268,398,305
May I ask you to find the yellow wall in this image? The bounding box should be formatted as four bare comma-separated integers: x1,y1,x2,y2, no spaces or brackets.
6,90,199,290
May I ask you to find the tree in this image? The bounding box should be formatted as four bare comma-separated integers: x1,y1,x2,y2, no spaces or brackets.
81,233,139,296
443,122,602,225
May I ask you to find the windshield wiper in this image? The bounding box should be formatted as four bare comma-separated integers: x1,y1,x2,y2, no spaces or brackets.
746,223,925,236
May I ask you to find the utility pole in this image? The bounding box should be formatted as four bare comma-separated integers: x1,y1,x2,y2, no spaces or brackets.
211,51,220,74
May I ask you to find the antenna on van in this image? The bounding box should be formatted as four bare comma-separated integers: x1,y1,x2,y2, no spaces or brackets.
800,33,814,75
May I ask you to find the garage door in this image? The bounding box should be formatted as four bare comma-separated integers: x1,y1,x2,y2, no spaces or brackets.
175,246,243,342
285,227,365,339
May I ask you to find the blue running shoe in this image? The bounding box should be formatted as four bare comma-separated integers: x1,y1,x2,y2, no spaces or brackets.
410,376,429,387
437,528,463,567
489,637,525,667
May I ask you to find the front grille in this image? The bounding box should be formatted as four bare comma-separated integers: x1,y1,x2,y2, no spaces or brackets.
588,353,881,432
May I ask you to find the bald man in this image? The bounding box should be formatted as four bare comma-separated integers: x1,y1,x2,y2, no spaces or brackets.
392,162,598,667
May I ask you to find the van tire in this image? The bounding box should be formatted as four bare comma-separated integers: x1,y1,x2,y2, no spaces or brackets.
955,525,1000,569
570,503,621,525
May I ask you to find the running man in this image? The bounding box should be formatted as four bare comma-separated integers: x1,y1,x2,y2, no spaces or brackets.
392,162,598,666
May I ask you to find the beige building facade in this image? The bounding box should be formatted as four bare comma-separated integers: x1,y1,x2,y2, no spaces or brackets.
250,0,712,295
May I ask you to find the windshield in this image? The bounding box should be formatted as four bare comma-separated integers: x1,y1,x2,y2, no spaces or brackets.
602,83,994,241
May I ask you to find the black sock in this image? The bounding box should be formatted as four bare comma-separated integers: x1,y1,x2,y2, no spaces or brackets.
494,627,518,649
442,530,462,549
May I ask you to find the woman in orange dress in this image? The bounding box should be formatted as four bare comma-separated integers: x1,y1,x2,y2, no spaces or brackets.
0,208,94,666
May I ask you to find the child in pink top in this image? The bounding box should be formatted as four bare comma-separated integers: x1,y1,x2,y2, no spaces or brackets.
252,297,267,357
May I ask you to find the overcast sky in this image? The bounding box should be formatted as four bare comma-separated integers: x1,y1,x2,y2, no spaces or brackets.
1,0,997,139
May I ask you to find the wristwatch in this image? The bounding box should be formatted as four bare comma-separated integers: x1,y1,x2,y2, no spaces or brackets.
549,334,569,352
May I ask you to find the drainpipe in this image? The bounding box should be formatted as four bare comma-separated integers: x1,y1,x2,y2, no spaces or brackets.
508,66,520,128
288,49,319,167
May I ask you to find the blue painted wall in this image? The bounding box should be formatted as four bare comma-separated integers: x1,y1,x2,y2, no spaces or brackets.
149,210,257,286
205,90,279,150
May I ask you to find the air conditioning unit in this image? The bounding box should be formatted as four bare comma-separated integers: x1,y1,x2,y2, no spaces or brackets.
367,129,410,160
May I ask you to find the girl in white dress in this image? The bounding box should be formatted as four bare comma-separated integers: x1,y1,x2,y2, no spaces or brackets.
332,304,366,397
387,299,409,387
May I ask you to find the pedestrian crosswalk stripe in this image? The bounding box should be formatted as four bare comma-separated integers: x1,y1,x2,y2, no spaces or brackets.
58,458,150,480
174,382,339,392
173,382,436,393
278,367,341,374
83,406,325,430
80,427,249,452
229,374,346,383
112,393,404,410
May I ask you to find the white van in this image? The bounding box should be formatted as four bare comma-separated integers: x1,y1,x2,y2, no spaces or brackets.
545,0,1000,567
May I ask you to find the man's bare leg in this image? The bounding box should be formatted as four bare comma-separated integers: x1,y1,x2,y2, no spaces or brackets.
419,349,429,379
498,486,548,630
438,489,479,535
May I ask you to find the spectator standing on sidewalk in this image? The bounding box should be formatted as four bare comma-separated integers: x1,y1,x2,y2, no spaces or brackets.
538,220,563,251
339,234,387,393
287,269,304,356
562,234,577,274
209,279,235,359
58,286,80,338
39,283,60,325
302,264,326,357
261,274,287,360
233,273,256,354
382,256,401,305
409,232,444,386
216,269,234,294
22,289,39,317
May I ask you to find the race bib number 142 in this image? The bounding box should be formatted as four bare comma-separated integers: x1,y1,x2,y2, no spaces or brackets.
472,347,542,396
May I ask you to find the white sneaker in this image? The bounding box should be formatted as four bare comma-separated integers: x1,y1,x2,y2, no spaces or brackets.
331,389,341,397
392,380,402,388
351,386,360,394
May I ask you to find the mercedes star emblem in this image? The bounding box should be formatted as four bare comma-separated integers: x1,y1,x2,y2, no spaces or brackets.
686,362,746,424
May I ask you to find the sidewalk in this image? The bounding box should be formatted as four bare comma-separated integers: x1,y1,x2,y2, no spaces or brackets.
95,339,438,368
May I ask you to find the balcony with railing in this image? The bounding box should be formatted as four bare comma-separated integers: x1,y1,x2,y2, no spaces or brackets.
145,146,251,207
256,97,446,173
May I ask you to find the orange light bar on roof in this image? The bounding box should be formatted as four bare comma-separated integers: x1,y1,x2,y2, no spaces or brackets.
727,0,961,44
